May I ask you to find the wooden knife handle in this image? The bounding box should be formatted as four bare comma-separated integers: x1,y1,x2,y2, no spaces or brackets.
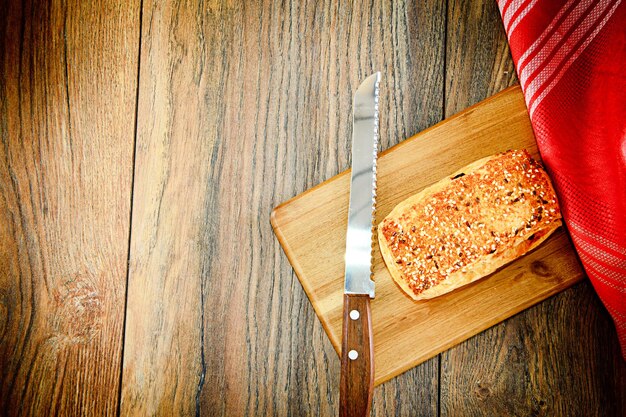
340,294,374,417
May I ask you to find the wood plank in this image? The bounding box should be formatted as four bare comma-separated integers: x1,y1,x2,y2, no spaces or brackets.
121,1,444,415
370,2,445,416
440,282,626,416
0,0,140,415
120,0,208,413
444,0,517,116
271,86,585,387
440,1,626,416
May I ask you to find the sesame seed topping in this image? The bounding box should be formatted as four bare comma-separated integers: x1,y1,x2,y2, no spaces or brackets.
380,150,561,296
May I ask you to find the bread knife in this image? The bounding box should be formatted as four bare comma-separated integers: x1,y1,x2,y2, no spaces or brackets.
340,72,380,417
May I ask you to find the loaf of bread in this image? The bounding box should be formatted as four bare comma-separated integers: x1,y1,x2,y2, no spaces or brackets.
377,149,561,300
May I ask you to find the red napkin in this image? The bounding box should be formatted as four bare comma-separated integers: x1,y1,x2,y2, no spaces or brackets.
496,0,626,356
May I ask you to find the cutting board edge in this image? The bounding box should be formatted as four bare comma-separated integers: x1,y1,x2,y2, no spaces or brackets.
269,84,585,387
270,210,343,352
372,266,586,386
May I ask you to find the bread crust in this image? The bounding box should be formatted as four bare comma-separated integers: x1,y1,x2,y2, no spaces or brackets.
378,150,562,300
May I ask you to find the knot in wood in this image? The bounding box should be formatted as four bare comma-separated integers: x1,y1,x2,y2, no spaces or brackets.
51,277,103,344
530,260,551,278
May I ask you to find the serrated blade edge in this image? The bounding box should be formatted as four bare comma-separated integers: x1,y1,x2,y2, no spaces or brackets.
344,72,380,298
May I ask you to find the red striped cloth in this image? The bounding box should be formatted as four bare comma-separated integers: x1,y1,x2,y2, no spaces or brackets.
496,0,626,356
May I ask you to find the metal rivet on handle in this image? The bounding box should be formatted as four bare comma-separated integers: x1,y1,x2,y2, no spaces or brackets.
349,310,360,320
348,350,358,360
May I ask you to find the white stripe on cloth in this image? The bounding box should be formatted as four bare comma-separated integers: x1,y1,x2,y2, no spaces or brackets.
502,0,528,31
578,252,626,291
529,0,622,116
496,0,510,14
569,220,626,256
574,234,626,272
508,0,540,35
519,0,597,90
516,0,579,70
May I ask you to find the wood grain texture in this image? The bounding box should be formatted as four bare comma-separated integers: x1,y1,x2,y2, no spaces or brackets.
444,0,518,115
271,86,586,387
121,1,445,416
0,0,140,415
120,0,208,414
440,1,626,416
441,282,626,416
2,0,621,415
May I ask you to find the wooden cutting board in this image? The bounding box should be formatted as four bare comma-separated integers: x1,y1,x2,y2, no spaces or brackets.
270,86,584,386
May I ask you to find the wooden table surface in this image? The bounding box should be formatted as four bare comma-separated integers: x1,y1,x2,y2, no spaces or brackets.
1,0,624,416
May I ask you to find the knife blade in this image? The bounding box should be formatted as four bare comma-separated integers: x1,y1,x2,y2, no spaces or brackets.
340,72,380,417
